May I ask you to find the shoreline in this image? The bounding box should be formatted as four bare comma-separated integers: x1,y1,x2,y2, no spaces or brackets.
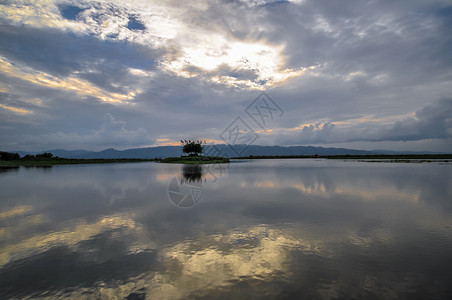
0,158,157,167
2,154,451,167
157,156,230,164
231,154,452,160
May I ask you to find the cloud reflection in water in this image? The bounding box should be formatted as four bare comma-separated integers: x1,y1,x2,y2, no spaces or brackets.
0,160,451,299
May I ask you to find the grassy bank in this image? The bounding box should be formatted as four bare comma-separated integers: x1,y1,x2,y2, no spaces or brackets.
232,154,452,161
2,154,450,167
158,156,229,164
322,154,452,160
0,158,157,166
0,156,229,166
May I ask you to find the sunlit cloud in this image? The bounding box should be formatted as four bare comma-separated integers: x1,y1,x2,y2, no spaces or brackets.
333,186,420,203
29,224,307,299
242,179,420,202
128,67,153,77
1,0,311,90
0,213,142,267
332,113,417,127
140,225,306,300
0,104,32,114
155,140,180,146
155,172,178,183
0,0,88,32
249,110,438,143
0,56,141,104
162,36,314,89
0,205,33,219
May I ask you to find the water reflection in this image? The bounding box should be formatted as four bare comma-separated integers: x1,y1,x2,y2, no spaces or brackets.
167,163,230,208
0,166,19,174
147,225,303,299
155,162,229,184
182,164,203,183
0,160,451,299
23,165,53,170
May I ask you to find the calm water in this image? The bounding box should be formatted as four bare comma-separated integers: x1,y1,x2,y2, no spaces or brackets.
0,159,451,299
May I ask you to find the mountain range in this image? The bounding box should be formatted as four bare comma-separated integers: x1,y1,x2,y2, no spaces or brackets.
12,145,443,159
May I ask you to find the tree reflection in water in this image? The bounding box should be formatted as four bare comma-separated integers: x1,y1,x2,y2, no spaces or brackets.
181,164,204,184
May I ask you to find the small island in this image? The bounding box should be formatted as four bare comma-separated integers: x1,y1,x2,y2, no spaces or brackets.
158,140,229,164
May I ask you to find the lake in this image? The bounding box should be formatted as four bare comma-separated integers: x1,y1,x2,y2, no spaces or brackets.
1,159,451,299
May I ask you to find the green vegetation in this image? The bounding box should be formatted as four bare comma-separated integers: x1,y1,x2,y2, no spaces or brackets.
0,151,228,166
158,156,229,164
0,158,158,166
233,155,322,159
3,150,449,167
181,140,205,156
322,154,452,160
0,151,20,161
232,154,452,161
0,151,157,166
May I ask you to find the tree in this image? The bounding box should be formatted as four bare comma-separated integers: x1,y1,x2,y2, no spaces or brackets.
181,140,205,156
21,153,54,160
0,151,20,161
36,152,53,159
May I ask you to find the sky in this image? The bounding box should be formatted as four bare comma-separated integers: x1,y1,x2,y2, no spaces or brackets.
0,0,451,152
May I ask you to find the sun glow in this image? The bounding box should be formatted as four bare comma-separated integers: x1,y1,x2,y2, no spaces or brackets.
162,36,312,89
0,0,314,90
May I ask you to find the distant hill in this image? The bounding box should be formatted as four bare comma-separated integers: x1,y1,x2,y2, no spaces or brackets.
11,145,445,159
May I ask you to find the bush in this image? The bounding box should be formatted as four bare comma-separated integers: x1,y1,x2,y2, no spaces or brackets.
36,152,53,159
0,151,20,161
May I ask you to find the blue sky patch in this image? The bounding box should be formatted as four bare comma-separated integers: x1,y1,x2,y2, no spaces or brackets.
127,16,146,31
58,5,85,21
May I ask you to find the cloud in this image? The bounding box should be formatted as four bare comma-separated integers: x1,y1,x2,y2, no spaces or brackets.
273,98,452,145
0,24,158,83
0,103,32,114
262,0,452,86
0,56,142,104
1,0,312,89
19,113,154,150
0,0,451,152
385,98,452,141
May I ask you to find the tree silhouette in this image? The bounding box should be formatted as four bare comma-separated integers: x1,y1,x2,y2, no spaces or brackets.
181,140,205,156
0,151,20,161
